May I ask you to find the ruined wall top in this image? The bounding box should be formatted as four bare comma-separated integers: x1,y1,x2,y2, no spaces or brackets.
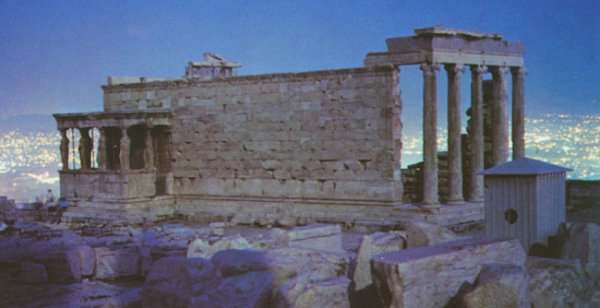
365,25,524,68
185,53,241,80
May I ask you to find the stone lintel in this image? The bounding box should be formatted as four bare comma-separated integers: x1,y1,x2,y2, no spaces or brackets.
54,111,173,130
365,50,524,67
414,25,503,40
386,35,523,56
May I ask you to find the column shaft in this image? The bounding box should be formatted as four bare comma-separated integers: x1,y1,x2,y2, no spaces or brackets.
512,67,526,160
468,65,486,201
445,64,464,204
421,63,440,206
490,66,509,165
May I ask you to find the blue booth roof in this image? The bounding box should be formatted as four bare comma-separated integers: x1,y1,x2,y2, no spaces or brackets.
479,157,573,175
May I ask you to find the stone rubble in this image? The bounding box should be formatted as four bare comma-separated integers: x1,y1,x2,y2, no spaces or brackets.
3,219,600,307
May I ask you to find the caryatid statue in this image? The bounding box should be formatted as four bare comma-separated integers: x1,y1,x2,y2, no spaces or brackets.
78,128,93,169
60,129,69,170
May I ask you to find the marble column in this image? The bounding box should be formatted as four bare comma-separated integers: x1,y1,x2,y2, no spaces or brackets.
144,126,154,169
119,127,130,170
78,128,92,170
97,128,107,170
420,62,440,206
445,64,464,204
490,66,509,166
512,67,526,160
468,65,486,201
60,129,69,171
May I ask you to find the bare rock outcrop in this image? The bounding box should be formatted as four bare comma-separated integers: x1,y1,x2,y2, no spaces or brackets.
452,264,531,308
526,256,600,307
370,237,526,308
560,222,600,286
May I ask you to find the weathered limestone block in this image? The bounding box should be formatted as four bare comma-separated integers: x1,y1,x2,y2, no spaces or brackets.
187,234,256,259
287,224,344,254
370,238,526,308
141,257,221,308
400,221,458,248
353,231,405,292
274,274,351,308
94,246,141,280
252,228,289,249
74,244,95,277
265,246,349,287
211,249,270,277
560,222,600,286
191,271,275,308
19,262,49,284
454,264,531,308
140,246,153,278
31,246,81,283
527,256,600,307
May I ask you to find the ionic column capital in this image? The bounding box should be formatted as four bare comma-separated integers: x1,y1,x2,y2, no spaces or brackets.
511,66,528,77
489,66,509,76
470,65,487,75
444,63,465,74
420,62,440,75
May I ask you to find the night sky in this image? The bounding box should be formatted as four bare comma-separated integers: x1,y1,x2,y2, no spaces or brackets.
1,0,599,121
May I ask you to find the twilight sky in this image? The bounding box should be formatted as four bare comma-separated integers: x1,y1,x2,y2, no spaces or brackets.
1,0,599,121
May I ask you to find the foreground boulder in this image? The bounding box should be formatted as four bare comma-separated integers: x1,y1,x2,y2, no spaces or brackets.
94,246,141,280
526,256,600,307
191,271,274,308
211,249,270,277
400,221,457,248
29,245,81,283
274,274,351,308
265,246,349,287
141,257,221,308
452,264,531,308
560,222,600,286
371,237,526,308
18,261,48,284
353,231,405,292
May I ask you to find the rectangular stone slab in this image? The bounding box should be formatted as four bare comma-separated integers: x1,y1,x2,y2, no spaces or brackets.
370,237,526,308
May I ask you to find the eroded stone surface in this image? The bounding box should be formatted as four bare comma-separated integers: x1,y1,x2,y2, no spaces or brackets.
141,257,221,308
353,231,405,292
454,264,531,308
401,221,457,248
560,222,600,286
370,237,526,308
274,274,351,308
287,224,344,253
526,256,600,308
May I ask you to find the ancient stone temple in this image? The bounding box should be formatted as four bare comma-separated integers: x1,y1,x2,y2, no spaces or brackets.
54,26,526,227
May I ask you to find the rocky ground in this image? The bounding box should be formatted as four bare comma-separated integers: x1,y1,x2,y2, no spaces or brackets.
0,208,599,307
